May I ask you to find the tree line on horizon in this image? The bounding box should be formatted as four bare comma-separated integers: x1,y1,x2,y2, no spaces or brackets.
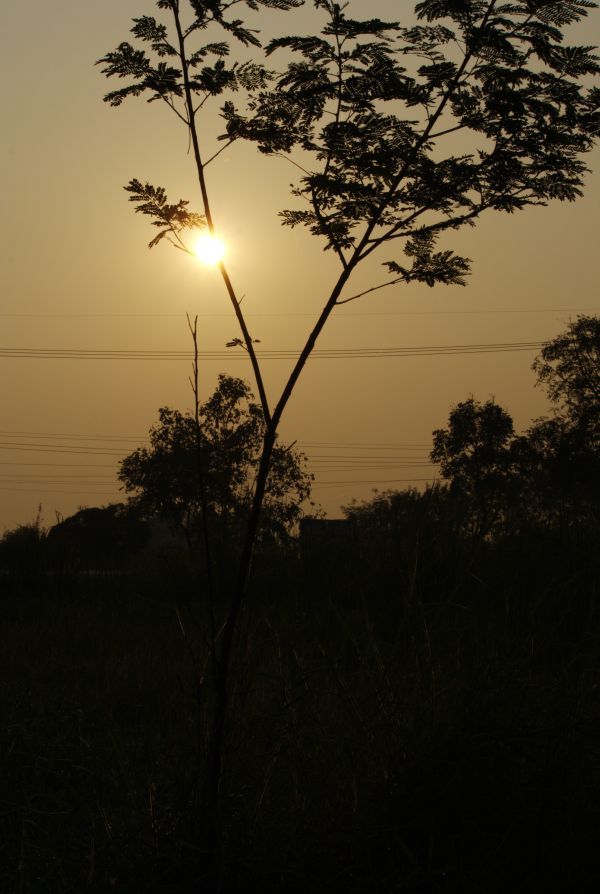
1,314,597,583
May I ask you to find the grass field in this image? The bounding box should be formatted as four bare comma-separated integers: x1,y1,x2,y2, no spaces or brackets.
1,526,599,892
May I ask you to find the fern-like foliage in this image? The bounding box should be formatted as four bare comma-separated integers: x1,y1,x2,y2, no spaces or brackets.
220,0,599,277
99,2,304,255
124,180,205,249
99,42,183,107
386,233,471,287
101,0,599,290
97,0,293,108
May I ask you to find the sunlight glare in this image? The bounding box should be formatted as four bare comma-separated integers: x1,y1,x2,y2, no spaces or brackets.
193,234,226,265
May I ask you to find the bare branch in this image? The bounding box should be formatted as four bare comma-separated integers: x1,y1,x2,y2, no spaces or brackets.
204,139,235,167
335,276,405,306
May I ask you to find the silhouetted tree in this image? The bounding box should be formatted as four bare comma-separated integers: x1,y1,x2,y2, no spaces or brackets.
98,0,600,862
533,315,600,424
431,396,515,533
119,374,312,549
46,504,150,575
430,319,600,532
0,516,45,584
344,483,472,600
519,315,600,525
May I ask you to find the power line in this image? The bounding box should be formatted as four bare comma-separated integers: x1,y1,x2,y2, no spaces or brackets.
0,474,118,480
0,461,118,468
0,443,432,459
313,477,436,488
310,456,432,461
1,478,436,495
0,476,120,492
0,442,128,456
0,308,597,318
0,464,436,479
0,487,120,496
311,462,438,472
1,479,439,495
0,431,433,450
0,443,434,460
300,441,431,449
0,430,147,444
0,455,429,466
0,340,543,361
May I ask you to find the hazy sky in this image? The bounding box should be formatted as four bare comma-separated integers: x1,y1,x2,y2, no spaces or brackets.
1,0,599,531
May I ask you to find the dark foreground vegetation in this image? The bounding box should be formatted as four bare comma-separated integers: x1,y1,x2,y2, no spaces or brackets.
1,317,598,892
1,513,599,893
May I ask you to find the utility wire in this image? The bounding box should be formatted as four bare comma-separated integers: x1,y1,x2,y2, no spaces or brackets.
300,441,431,448
0,431,433,450
0,475,118,482
0,430,148,444
1,307,597,318
313,477,435,488
0,442,128,456
0,487,121,496
0,340,543,361
307,453,432,463
0,441,432,456
0,461,119,468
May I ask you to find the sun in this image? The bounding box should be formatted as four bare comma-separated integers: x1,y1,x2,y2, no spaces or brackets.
192,234,226,265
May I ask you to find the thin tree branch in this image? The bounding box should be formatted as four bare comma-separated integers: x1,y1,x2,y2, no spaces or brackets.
313,0,349,267
196,92,213,112
162,94,190,126
364,206,430,249
360,205,486,265
186,314,218,681
171,2,272,427
354,0,499,260
204,139,235,167
311,188,348,269
428,122,468,140
335,276,405,306
274,152,312,175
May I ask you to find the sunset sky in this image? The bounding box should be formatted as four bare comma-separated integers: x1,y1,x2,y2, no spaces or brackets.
1,0,599,532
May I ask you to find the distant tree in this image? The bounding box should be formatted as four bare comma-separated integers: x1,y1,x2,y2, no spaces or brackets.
98,0,600,859
46,504,150,574
509,417,585,526
0,508,46,584
533,315,600,428
344,483,470,595
431,319,600,532
520,315,600,524
119,374,312,548
431,396,515,532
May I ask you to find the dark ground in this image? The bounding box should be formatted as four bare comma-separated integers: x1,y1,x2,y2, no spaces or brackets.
1,527,599,893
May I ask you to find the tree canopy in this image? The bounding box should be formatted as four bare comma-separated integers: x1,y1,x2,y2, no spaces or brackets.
99,0,599,295
532,314,600,424
118,374,312,545
429,315,600,533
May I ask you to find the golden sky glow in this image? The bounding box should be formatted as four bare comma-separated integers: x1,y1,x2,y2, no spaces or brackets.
1,1,599,531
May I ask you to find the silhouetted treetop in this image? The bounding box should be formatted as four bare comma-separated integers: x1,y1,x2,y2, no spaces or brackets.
429,318,600,533
431,396,515,508
125,179,206,249
118,374,312,542
533,314,600,422
99,1,599,290
223,0,599,275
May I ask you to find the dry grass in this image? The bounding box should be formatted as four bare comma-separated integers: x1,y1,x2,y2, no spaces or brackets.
1,528,599,892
